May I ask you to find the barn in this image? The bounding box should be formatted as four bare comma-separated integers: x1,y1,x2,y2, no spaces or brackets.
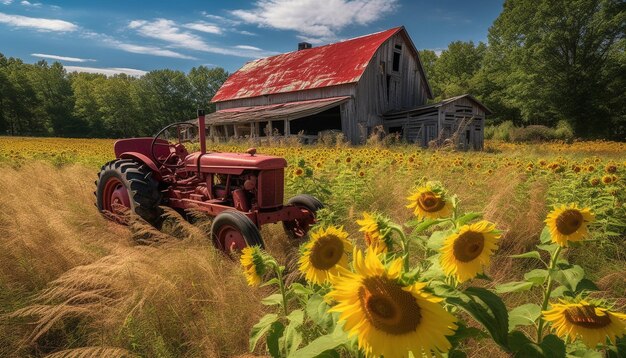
207,26,490,149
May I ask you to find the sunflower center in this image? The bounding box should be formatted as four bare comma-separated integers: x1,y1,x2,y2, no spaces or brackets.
452,231,485,262
556,210,584,235
418,192,445,212
358,276,421,335
309,235,344,270
564,305,611,329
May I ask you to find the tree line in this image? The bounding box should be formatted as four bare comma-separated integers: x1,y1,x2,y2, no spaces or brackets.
0,55,228,138
1,0,624,139
420,0,625,140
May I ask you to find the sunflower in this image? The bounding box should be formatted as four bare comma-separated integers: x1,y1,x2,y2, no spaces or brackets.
240,246,267,287
589,178,600,186
545,204,595,247
327,248,458,358
356,212,393,254
602,175,613,184
542,299,626,348
406,183,453,220
298,226,352,285
294,168,304,177
440,221,501,282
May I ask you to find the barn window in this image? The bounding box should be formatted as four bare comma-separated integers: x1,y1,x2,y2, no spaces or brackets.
394,44,402,50
392,51,401,72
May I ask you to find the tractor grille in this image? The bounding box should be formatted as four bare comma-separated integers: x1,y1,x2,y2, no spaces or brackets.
257,169,284,209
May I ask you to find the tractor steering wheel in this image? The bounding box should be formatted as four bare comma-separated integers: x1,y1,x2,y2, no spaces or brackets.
150,122,198,169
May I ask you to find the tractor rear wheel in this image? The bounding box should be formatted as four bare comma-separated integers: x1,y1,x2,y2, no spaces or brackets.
211,210,264,254
282,194,323,240
95,159,162,226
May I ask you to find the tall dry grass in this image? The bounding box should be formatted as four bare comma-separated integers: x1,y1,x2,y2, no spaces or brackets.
0,159,621,358
0,163,266,357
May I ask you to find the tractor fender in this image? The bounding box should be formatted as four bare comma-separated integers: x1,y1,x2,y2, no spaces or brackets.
119,152,162,180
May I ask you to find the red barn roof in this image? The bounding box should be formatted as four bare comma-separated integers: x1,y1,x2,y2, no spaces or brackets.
211,26,431,103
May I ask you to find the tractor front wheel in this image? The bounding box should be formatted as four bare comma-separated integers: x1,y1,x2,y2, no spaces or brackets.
282,194,323,240
95,159,162,226
211,210,264,255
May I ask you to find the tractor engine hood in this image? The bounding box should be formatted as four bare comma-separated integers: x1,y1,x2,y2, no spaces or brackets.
185,152,287,174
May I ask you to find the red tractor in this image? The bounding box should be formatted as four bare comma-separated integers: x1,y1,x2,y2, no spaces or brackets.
95,110,322,252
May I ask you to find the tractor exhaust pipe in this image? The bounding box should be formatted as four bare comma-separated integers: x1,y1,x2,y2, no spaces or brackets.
197,109,206,154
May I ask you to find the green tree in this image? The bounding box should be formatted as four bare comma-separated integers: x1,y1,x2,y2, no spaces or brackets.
70,72,107,137
29,61,79,136
187,66,228,112
482,0,626,137
0,57,43,135
93,74,140,137
418,49,438,87
430,41,486,100
133,69,194,135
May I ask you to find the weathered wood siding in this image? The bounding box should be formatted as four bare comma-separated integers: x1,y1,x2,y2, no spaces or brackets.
351,32,429,142
440,97,485,150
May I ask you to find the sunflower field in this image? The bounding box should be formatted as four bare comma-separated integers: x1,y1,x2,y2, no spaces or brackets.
0,136,625,358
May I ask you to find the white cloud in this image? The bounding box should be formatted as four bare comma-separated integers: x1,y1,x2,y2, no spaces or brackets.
20,0,42,7
1,0,13,5
31,53,95,62
80,30,197,60
0,11,77,31
64,66,147,77
114,42,197,59
129,18,206,49
183,21,222,34
235,45,262,51
231,0,397,42
128,18,277,58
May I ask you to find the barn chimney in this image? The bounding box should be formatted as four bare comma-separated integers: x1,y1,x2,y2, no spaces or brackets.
297,42,312,51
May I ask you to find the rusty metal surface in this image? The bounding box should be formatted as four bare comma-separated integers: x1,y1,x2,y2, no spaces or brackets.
206,96,350,125
211,27,402,103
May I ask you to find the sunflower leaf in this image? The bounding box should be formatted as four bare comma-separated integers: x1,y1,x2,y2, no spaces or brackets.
540,334,566,358
409,218,443,234
249,313,279,352
550,265,585,292
288,323,348,358
261,278,280,287
289,283,313,297
447,287,509,351
306,294,333,329
284,309,304,356
495,281,534,294
574,278,599,294
456,212,483,226
524,269,549,285
261,293,284,306
537,243,559,254
508,303,541,332
540,226,552,243
266,321,285,358
427,230,452,251
510,251,541,260
549,285,572,299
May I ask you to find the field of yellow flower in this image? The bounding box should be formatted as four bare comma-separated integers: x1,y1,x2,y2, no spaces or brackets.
0,136,624,357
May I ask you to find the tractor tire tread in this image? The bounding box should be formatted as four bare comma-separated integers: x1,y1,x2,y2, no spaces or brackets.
95,159,163,226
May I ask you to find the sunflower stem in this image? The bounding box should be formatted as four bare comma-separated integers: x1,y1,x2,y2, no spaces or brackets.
536,246,562,344
269,261,289,318
390,224,410,272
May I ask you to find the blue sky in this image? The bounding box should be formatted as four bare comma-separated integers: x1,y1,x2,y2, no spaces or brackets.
0,0,504,76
